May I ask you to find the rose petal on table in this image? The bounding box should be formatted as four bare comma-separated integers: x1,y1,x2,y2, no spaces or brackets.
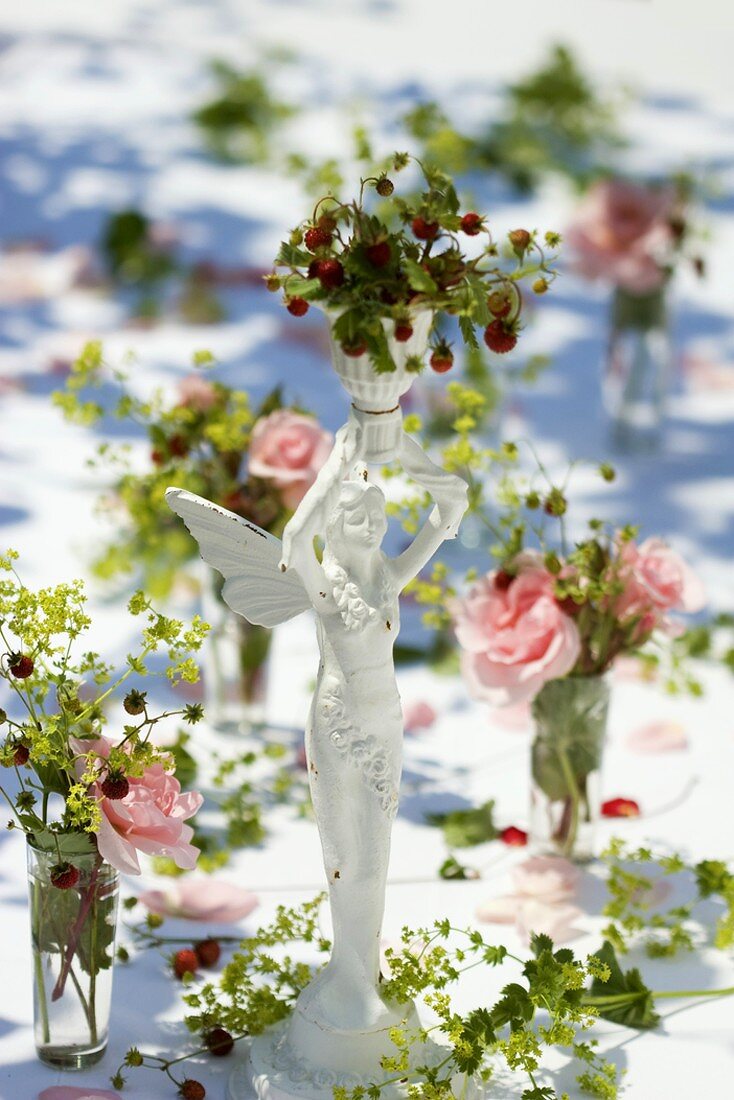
625,720,688,754
499,825,528,847
475,894,524,924
511,855,580,902
38,1088,122,1100
403,700,437,733
515,899,584,945
139,878,258,922
602,797,641,818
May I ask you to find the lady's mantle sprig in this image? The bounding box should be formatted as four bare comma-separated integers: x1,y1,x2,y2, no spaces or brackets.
270,154,559,375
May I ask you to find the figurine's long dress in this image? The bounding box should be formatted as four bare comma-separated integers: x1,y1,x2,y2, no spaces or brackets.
298,585,402,1032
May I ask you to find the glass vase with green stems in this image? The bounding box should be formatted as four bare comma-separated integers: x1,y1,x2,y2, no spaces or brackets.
530,674,610,862
27,831,119,1069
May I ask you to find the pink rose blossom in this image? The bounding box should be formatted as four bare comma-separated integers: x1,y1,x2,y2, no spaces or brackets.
248,410,333,510
453,566,581,707
625,719,688,754
139,878,258,922
403,700,437,733
618,538,705,617
567,178,675,294
177,373,218,412
72,737,202,876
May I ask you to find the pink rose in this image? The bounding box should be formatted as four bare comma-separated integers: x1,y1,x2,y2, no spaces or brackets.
139,878,258,922
453,566,581,707
177,373,218,412
72,737,202,876
567,178,675,294
248,410,333,510
620,538,705,615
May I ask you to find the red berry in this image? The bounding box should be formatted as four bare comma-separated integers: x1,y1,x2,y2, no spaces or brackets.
168,434,189,458
316,258,344,290
8,653,34,679
460,212,483,236
205,1026,234,1056
487,292,512,318
341,340,367,358
50,862,80,890
286,297,309,317
430,347,454,374
494,569,514,591
483,320,517,355
394,323,413,343
304,225,332,252
151,448,165,466
13,743,30,766
499,825,528,847
307,259,320,279
180,1081,206,1100
195,939,222,968
601,797,641,819
411,216,439,241
100,772,130,800
173,949,199,980
365,241,391,267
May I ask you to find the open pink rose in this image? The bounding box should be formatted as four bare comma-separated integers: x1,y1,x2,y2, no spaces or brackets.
453,565,580,707
72,737,202,876
619,538,705,616
177,373,218,412
567,178,675,294
248,410,333,510
139,878,258,922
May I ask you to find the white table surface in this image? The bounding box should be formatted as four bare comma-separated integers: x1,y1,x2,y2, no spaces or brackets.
1,2,734,1098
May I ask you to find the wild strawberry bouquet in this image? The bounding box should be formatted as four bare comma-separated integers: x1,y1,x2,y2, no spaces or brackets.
0,551,207,1062
269,154,559,374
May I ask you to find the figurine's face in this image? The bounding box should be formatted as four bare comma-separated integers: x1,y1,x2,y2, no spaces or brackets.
342,495,388,550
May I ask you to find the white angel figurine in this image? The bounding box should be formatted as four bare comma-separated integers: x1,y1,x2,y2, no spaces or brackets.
166,418,468,1089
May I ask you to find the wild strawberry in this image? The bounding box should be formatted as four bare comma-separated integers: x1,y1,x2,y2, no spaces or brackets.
601,797,640,819
8,653,34,679
180,1081,206,1100
304,225,332,252
430,346,454,373
460,212,483,236
51,862,80,891
205,1026,234,1056
365,241,391,267
195,939,222,968
123,689,146,716
494,569,514,591
151,448,165,466
286,297,309,317
101,772,130,801
173,949,199,980
264,272,281,292
532,277,549,295
13,743,30,766
168,434,189,458
341,340,367,358
487,291,511,318
411,216,439,240
509,228,531,254
499,826,528,847
375,176,394,197
394,322,413,343
483,320,517,355
316,258,344,290
307,259,320,279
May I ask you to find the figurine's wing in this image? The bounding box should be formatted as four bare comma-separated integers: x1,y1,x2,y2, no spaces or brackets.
166,487,311,628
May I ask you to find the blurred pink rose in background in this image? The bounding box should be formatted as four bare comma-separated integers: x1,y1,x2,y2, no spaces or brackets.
139,878,259,922
567,178,675,294
619,537,705,616
403,700,437,732
249,409,333,510
177,373,218,411
453,565,580,707
72,737,202,876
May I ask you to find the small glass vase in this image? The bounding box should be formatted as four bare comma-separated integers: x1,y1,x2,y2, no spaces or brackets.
529,676,610,862
603,285,671,451
201,565,272,732
27,834,119,1069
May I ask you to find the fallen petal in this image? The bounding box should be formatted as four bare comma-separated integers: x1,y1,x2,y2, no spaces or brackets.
625,720,688,754
602,797,641,818
39,1088,122,1100
475,895,524,924
403,700,437,732
499,826,528,847
515,899,585,945
139,879,258,923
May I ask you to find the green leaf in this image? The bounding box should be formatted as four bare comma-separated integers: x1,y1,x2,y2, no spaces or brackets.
403,258,438,295
585,940,660,1029
428,800,497,848
438,855,475,880
458,314,479,350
